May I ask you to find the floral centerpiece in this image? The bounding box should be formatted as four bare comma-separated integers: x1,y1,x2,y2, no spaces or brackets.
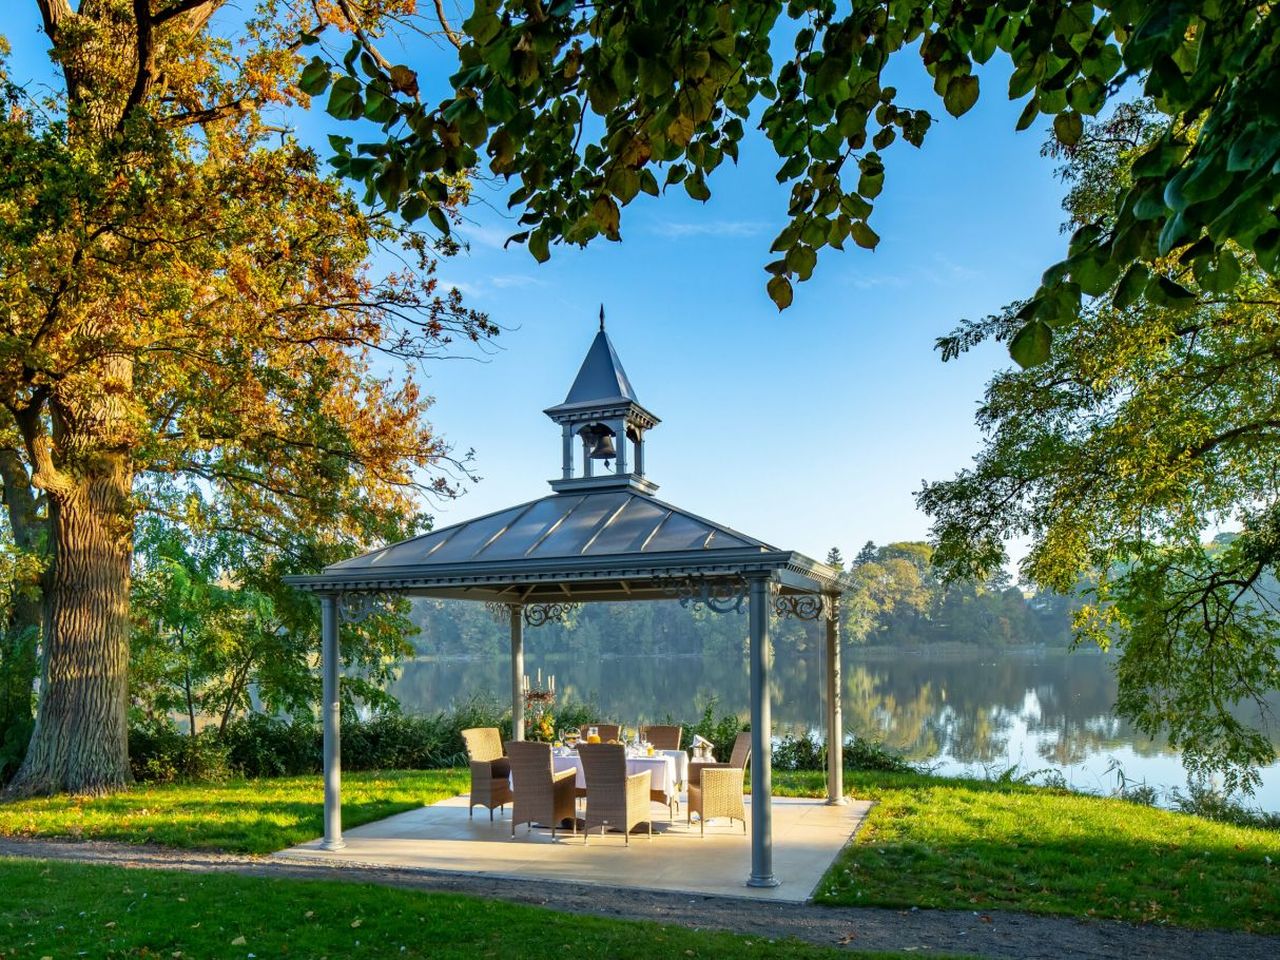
522,671,557,742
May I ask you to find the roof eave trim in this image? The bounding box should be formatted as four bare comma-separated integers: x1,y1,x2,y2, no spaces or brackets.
284,548,838,593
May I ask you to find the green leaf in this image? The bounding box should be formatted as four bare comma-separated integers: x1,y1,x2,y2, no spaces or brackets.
400,193,430,223
1145,274,1196,308
785,243,817,280
1014,97,1040,132
684,173,711,202
375,162,407,208
1053,111,1083,147
1070,253,1120,296
1009,320,1052,368
1113,263,1150,309
529,230,550,263
850,221,880,250
428,206,450,235
943,75,980,118
767,275,794,310
298,57,331,96
327,77,363,120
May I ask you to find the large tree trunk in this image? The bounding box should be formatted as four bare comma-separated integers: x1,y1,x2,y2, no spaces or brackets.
7,354,136,796
8,462,134,796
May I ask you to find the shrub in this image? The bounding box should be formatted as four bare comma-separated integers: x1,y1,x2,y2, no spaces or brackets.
128,720,231,783
0,714,32,787
842,736,915,773
773,732,826,771
684,698,748,761
1170,780,1280,830
220,714,320,778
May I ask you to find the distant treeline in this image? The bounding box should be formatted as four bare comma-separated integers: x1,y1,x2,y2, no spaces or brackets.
409,541,1080,657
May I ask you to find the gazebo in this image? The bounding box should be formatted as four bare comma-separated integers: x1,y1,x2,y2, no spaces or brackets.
286,315,851,889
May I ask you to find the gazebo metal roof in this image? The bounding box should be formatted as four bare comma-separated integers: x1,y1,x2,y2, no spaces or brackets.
288,488,846,601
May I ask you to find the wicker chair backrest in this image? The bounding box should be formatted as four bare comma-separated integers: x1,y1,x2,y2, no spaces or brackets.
589,723,621,742
462,727,504,763
578,743,627,790
729,732,752,769
506,740,554,791
640,725,682,750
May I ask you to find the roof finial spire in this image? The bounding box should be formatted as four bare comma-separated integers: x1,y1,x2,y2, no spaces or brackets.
599,304,605,331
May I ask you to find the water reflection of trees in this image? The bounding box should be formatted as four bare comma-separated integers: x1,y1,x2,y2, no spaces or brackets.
388,649,1280,773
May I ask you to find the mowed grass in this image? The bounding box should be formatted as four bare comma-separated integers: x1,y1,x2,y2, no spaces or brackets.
0,769,467,854
0,858,952,960
802,770,1280,934
4,767,1279,934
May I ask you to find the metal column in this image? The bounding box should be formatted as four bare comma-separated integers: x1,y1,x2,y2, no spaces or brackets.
320,593,345,850
747,574,778,887
825,595,847,804
510,605,525,742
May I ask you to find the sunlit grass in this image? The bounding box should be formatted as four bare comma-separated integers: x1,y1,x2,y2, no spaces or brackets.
4,766,1279,933
0,769,467,854
808,770,1280,933
0,859,956,960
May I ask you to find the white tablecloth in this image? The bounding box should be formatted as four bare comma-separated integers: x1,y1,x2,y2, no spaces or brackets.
552,751,679,801
658,749,688,787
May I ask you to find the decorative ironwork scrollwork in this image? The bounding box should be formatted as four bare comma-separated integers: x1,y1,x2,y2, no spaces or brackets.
339,591,394,625
484,601,518,625
523,602,580,626
772,593,836,621
657,575,749,614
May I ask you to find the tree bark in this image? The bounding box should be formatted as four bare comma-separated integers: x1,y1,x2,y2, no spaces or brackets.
7,450,135,796
8,349,137,797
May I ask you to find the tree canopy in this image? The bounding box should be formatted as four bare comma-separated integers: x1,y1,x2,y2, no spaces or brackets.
2,0,488,796
920,102,1280,793
316,1,1277,365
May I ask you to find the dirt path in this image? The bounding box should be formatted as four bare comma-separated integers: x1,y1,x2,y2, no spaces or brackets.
2,836,1276,960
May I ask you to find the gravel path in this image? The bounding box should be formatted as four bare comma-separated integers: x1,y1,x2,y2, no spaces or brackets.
2,836,1276,960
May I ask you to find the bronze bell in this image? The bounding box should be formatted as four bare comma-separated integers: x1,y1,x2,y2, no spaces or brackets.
587,429,616,463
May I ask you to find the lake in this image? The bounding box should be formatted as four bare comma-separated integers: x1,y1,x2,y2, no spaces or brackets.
388,647,1280,812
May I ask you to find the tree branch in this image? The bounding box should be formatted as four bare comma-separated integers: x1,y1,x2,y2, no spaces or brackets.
119,0,159,133
35,0,72,40
433,0,463,49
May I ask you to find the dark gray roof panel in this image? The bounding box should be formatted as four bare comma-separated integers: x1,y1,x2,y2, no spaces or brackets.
563,329,638,405
325,491,775,574
525,491,629,558
470,495,583,561
581,497,671,555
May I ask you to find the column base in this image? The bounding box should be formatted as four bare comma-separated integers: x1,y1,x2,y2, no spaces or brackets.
320,838,347,851
824,796,850,806
746,875,781,888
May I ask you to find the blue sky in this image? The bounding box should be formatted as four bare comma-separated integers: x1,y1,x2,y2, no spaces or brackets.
8,10,1069,567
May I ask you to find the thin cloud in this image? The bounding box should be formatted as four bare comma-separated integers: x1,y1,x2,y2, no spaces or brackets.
656,220,769,239
490,274,546,289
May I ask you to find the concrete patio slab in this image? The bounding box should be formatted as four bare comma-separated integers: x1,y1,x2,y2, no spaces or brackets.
277,794,871,902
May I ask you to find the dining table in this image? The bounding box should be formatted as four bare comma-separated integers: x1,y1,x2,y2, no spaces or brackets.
549,747,687,801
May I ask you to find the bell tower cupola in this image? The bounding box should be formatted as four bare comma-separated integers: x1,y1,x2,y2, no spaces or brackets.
544,307,660,495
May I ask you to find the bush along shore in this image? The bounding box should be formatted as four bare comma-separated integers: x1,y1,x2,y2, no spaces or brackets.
121,697,911,784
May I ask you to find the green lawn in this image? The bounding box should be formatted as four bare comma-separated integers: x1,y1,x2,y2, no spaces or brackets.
3,767,1278,934
807,771,1280,934
0,858,942,960
0,769,467,854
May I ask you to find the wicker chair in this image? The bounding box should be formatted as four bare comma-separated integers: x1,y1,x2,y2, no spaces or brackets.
507,740,578,839
461,727,512,821
587,723,620,742
687,732,751,836
640,725,682,750
578,743,652,845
